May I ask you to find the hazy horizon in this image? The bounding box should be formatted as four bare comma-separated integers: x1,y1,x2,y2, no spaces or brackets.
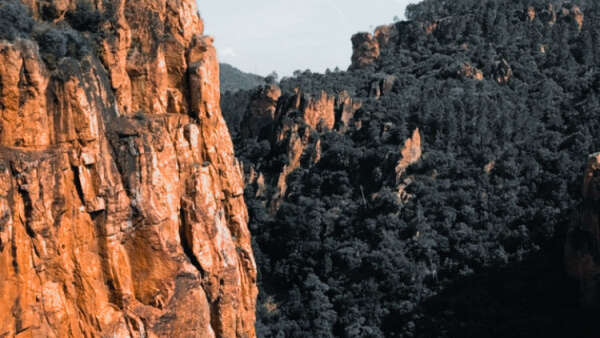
198,0,417,77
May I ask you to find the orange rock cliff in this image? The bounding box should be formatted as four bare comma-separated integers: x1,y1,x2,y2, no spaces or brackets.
0,0,257,337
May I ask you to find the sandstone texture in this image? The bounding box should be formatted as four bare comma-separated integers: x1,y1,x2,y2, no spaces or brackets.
0,1,257,337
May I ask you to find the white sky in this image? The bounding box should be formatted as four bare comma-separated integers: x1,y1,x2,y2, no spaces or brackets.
198,0,418,77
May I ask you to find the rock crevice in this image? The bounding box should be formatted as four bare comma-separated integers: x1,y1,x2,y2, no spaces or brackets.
0,1,257,337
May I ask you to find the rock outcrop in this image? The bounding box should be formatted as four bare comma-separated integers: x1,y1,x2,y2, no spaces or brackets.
241,85,363,214
460,63,484,81
239,83,423,216
335,90,362,133
394,128,422,202
242,84,281,138
369,74,397,98
0,1,257,337
279,89,336,131
349,24,398,70
494,59,513,84
565,153,600,307
243,86,361,139
536,3,584,30
350,33,380,70
395,128,422,182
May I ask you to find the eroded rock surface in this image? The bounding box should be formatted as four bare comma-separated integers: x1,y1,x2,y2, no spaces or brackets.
0,1,257,337
350,24,398,70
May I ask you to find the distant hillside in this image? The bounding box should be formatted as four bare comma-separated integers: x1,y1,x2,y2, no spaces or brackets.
219,63,264,92
222,0,600,336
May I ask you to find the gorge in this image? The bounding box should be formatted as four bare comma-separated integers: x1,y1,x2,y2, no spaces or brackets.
1,0,600,337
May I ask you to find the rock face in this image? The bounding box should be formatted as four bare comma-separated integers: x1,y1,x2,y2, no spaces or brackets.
335,90,362,133
242,85,363,214
394,128,422,203
242,85,360,140
350,24,398,70
565,153,600,307
241,84,281,138
0,1,257,337
369,74,397,98
460,63,484,81
278,89,336,131
494,59,513,84
350,32,380,70
240,84,424,216
395,128,422,181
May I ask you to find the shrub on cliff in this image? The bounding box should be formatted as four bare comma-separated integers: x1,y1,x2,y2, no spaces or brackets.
65,1,104,32
0,1,34,40
35,27,91,67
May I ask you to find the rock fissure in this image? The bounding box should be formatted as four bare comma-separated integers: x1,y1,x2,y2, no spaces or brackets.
178,207,205,275
0,1,257,337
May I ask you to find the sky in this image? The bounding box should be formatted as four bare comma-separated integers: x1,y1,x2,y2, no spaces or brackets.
198,0,418,77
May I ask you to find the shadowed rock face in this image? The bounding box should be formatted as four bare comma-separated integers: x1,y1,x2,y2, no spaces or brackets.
0,1,257,337
242,85,364,214
349,32,380,70
240,84,421,216
565,153,600,307
241,84,281,139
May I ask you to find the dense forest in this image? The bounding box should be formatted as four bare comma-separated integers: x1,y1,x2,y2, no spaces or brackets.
219,62,264,92
220,0,600,337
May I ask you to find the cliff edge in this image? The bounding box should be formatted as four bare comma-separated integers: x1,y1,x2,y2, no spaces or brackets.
0,0,257,336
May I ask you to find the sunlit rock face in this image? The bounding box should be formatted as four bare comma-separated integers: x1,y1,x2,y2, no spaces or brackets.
0,1,257,337
349,24,398,70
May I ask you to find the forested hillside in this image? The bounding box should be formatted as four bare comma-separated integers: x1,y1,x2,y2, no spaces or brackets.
220,62,264,92
223,0,600,336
